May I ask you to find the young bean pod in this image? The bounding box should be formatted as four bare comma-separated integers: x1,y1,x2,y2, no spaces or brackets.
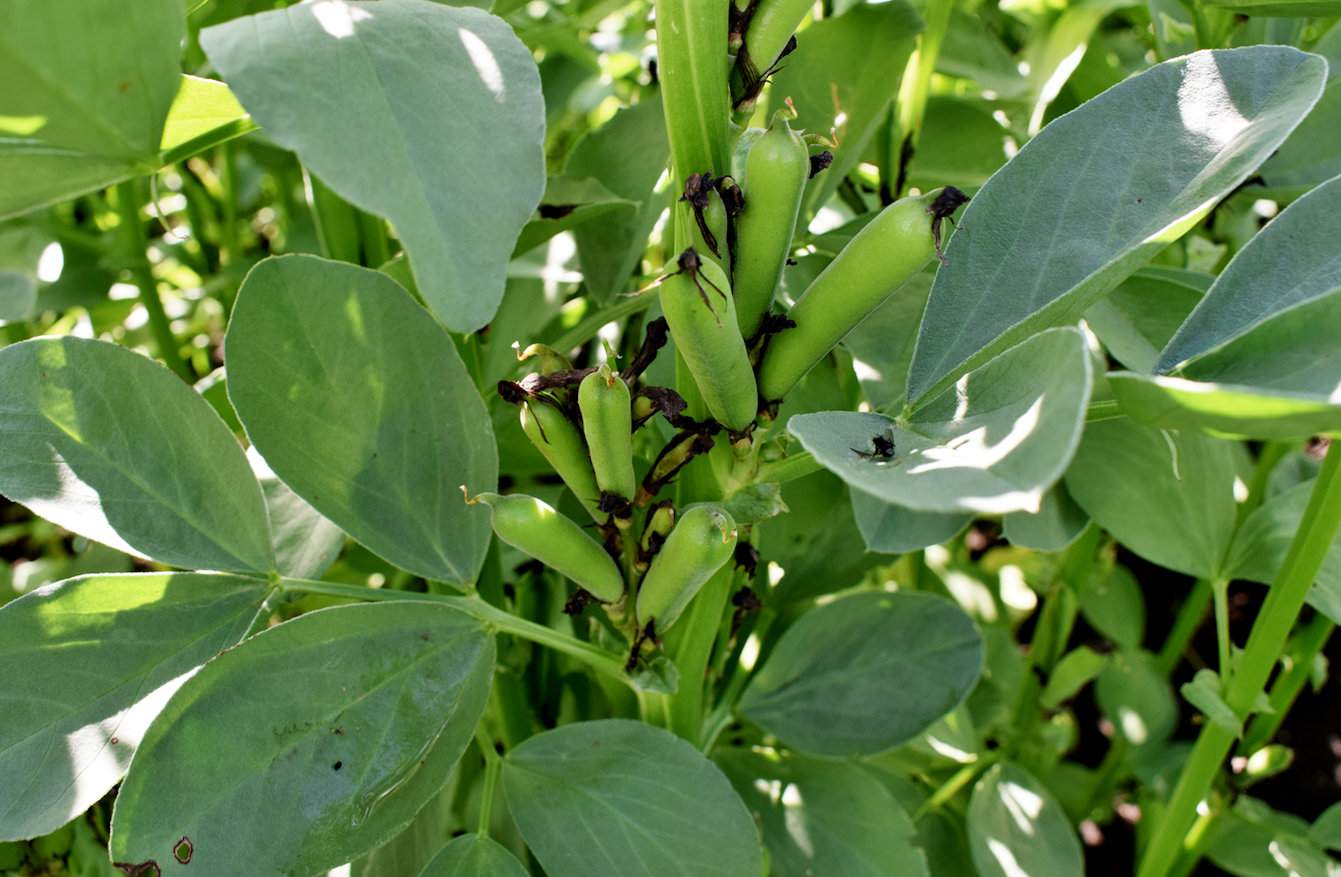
468,492,624,603
734,0,810,105
636,504,737,633
518,396,604,523
659,250,758,432
636,500,677,575
578,364,636,503
733,109,809,340
758,187,967,401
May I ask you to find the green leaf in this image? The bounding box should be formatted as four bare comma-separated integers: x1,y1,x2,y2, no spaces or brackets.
739,591,983,757
1003,482,1090,552
226,255,497,584
904,98,1012,192
791,327,1092,514
1309,801,1341,851
564,96,670,302
512,175,632,257
908,47,1327,403
501,719,761,877
1096,650,1177,747
842,268,933,413
723,482,789,526
247,448,345,581
968,763,1083,877
1203,0,1341,15
1112,174,1341,439
419,834,527,876
1162,174,1341,370
1181,668,1243,735
202,0,546,332
759,472,882,605
1208,797,1339,877
1078,564,1145,649
1041,646,1110,709
0,573,269,841
1227,479,1341,625
716,749,929,877
1083,267,1209,373
0,0,184,218
158,75,251,159
0,337,274,573
1023,0,1133,136
770,1,922,216
1261,27,1341,196
110,601,494,876
851,490,971,554
1065,419,1237,578
0,271,36,321
937,9,1026,97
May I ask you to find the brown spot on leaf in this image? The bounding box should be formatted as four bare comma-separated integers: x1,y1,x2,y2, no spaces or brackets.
173,837,193,865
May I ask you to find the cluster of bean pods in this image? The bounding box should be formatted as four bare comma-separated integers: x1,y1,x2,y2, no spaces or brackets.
469,0,967,672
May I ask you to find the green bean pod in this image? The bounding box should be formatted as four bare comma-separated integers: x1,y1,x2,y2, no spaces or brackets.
659,252,758,432
734,110,809,340
636,504,737,632
736,0,812,97
758,188,950,401
519,397,604,522
578,364,636,502
470,492,624,603
636,500,677,575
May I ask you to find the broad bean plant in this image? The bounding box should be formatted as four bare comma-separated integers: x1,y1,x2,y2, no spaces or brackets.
2,0,1341,875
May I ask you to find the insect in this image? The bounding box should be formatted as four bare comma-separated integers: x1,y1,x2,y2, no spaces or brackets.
852,428,897,461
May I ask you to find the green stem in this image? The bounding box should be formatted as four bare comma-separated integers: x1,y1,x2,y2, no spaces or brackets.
473,728,502,838
159,117,258,168
114,180,189,380
1211,577,1230,676
753,450,823,485
1138,442,1341,877
914,753,1000,820
277,577,632,685
1157,578,1212,675
549,292,656,355
1086,399,1123,422
1238,612,1332,755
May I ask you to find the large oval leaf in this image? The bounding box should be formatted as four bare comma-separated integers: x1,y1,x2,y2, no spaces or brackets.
790,328,1091,514
0,0,184,218
739,591,983,757
0,573,269,841
502,720,761,877
419,834,527,877
908,46,1327,403
1112,174,1341,439
717,749,929,877
1228,479,1341,624
202,0,545,332
851,490,972,554
226,255,497,584
110,601,495,876
967,763,1083,877
0,337,274,573
1064,419,1238,578
1161,174,1341,370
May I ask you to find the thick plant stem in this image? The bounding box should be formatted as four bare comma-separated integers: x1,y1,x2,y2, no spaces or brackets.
277,577,632,685
114,180,189,380
1138,442,1341,877
473,728,502,837
1238,611,1332,754
1211,577,1231,675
